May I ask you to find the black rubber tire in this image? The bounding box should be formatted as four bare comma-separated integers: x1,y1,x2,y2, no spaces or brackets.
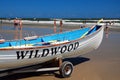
59,61,73,78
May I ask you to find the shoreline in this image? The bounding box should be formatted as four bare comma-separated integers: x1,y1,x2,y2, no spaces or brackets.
1,22,120,31
1,19,120,26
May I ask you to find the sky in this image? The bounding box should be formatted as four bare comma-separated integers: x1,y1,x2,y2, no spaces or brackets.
0,0,120,18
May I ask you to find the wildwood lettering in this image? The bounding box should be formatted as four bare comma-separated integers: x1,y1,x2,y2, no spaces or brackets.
16,42,79,59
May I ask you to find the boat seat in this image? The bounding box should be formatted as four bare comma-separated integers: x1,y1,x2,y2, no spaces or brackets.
26,38,42,45
24,36,38,40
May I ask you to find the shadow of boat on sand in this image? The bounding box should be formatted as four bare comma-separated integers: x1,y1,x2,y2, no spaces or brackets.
63,56,90,66
0,57,90,80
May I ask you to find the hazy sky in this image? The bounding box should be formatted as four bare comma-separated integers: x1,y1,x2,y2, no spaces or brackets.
0,0,120,18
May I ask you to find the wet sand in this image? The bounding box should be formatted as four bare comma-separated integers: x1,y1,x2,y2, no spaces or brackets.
0,23,120,80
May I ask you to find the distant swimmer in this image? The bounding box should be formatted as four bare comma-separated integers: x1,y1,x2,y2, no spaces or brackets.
14,18,19,27
60,20,63,32
13,18,23,39
19,19,22,30
105,22,109,38
54,19,56,33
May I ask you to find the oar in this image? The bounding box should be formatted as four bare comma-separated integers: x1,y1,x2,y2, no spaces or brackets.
80,19,103,38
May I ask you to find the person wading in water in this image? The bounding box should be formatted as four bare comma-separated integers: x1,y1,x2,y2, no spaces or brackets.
14,18,23,39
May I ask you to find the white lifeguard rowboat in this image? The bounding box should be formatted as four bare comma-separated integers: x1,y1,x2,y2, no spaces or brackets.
0,24,104,77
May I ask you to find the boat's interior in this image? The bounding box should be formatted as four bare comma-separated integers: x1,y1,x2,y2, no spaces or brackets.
0,25,101,48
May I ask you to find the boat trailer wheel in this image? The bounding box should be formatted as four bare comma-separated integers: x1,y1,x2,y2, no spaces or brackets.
59,61,73,78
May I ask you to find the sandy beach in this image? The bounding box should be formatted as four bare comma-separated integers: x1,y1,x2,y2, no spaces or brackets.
0,23,120,80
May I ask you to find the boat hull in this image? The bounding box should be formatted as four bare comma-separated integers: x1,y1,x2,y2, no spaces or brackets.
0,26,104,71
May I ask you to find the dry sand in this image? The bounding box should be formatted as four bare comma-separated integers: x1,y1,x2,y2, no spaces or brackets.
0,23,120,80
